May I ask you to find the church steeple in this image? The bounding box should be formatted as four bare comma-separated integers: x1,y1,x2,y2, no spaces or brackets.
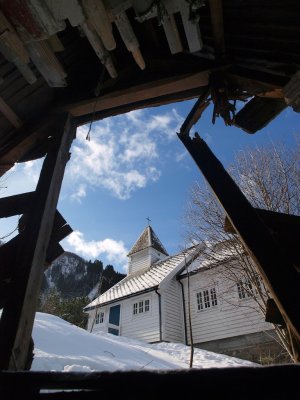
128,225,168,257
127,225,169,275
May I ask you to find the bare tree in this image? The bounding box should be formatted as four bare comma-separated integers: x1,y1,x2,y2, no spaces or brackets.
183,139,300,362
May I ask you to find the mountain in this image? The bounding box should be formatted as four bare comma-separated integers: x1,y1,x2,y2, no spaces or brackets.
41,252,125,300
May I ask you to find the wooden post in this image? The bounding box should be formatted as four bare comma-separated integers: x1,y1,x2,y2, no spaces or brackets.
178,132,300,359
0,113,76,370
209,0,225,59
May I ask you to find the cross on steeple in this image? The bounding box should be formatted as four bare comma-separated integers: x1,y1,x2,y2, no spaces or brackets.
146,216,151,226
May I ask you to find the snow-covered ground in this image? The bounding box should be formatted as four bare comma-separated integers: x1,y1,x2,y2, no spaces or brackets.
32,313,256,371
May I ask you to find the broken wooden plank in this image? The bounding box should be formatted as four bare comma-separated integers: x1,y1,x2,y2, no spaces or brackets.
179,89,210,136
26,40,67,88
0,113,76,370
0,192,35,218
234,97,287,133
161,13,183,55
178,0,203,53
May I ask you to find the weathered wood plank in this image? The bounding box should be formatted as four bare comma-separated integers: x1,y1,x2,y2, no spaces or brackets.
67,70,210,117
0,113,76,370
76,86,208,127
0,366,299,398
234,97,287,133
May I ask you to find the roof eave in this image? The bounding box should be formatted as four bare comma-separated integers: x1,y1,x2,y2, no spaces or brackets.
83,285,159,312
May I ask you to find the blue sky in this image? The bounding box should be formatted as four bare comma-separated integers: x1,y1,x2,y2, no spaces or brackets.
1,100,299,272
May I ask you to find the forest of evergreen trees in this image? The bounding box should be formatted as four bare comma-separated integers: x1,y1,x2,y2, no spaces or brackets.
39,255,125,329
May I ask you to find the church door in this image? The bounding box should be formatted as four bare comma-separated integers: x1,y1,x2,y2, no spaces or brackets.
108,304,120,335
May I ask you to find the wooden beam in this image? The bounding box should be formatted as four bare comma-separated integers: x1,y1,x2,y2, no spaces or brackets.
67,70,210,117
76,86,208,127
0,366,299,397
225,208,300,239
225,208,300,266
45,242,64,265
209,0,225,58
0,110,64,178
0,96,22,128
178,132,300,360
0,192,35,218
49,223,73,246
0,113,76,370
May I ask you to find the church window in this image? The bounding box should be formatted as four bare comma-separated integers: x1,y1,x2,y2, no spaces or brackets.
237,279,253,299
145,299,150,312
95,311,104,324
139,301,143,313
237,275,262,300
133,299,151,315
196,287,218,311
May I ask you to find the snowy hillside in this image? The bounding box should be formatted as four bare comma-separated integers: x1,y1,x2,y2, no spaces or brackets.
32,313,256,371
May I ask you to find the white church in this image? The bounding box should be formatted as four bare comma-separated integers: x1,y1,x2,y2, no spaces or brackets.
84,225,282,361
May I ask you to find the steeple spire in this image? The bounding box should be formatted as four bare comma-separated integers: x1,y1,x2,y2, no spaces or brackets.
127,225,168,257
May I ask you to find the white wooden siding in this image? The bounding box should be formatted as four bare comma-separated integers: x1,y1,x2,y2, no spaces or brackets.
120,292,160,342
129,249,151,274
182,265,274,345
87,305,109,334
161,279,184,343
88,292,160,342
128,248,167,275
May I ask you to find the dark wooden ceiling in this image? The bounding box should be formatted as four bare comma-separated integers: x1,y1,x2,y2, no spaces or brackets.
0,0,300,177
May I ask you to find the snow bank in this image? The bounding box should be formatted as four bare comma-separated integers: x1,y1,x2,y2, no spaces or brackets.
31,312,256,372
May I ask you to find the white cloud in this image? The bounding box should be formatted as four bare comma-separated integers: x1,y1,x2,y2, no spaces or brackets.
65,230,128,271
65,108,183,200
126,108,184,140
70,184,87,203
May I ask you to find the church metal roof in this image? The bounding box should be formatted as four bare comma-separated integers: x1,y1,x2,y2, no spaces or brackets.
84,245,199,311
